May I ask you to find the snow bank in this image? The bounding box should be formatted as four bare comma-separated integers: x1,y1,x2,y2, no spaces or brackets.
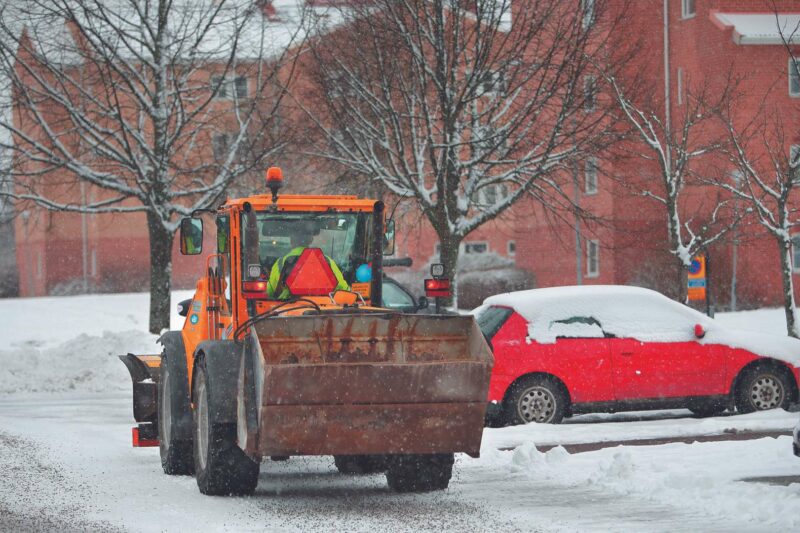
503,437,800,530
0,330,157,394
483,285,800,366
0,290,191,395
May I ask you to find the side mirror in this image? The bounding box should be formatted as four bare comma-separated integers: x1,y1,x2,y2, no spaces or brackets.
417,296,429,310
177,298,192,317
694,324,706,339
383,220,396,256
180,217,203,255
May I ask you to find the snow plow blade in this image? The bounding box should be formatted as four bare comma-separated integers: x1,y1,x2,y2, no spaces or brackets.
238,313,493,459
118,353,161,425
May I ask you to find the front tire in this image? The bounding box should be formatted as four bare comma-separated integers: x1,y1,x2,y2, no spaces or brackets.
506,375,568,425
334,455,386,474
193,360,260,496
385,454,454,492
158,353,193,475
735,364,793,414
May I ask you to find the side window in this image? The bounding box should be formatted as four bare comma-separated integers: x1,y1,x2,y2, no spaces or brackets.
549,316,606,339
476,306,514,342
216,216,231,306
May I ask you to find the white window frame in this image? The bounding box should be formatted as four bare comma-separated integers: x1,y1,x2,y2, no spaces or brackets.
478,70,507,98
584,157,598,195
790,58,800,97
211,75,248,99
586,239,600,278
507,240,516,256
464,241,489,255
584,75,597,112
681,0,696,19
793,235,800,273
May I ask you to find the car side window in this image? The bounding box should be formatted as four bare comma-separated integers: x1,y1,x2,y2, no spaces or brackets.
549,316,606,339
381,280,416,311
476,306,514,341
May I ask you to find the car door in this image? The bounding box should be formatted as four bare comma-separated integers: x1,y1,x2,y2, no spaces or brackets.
609,303,727,401
544,316,615,403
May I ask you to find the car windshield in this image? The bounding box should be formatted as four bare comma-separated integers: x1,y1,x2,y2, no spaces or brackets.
242,211,369,283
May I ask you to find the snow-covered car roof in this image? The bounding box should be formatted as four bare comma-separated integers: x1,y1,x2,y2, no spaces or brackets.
480,285,800,367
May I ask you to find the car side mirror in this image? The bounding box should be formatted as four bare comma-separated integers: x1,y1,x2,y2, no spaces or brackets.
180,217,203,255
694,324,706,339
417,296,429,310
177,298,192,317
383,220,396,256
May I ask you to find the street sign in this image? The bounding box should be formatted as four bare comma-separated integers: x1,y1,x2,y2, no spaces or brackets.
687,254,706,301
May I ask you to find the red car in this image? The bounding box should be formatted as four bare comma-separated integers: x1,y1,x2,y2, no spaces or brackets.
477,286,800,425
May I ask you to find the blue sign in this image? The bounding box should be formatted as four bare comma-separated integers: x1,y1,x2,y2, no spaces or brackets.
190,314,199,325
689,259,702,275
688,279,706,288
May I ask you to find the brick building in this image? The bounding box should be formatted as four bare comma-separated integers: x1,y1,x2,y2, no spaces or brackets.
8,0,800,311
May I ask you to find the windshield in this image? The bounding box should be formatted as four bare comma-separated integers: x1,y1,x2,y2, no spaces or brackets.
242,211,370,284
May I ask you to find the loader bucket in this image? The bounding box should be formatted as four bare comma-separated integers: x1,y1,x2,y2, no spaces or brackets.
238,313,493,459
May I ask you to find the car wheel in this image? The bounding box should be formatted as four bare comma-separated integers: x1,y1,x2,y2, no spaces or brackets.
506,375,568,425
735,364,792,414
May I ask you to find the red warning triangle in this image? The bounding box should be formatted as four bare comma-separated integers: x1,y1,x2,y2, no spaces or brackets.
285,248,338,296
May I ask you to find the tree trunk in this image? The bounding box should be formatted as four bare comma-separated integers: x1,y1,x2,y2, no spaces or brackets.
437,233,462,311
146,211,174,334
777,236,799,338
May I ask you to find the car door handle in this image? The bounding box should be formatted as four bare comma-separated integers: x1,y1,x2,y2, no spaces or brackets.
620,351,634,356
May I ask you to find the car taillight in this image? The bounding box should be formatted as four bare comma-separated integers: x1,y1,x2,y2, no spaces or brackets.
242,280,268,299
424,278,451,298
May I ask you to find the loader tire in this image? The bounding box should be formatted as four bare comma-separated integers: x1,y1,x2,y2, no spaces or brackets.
158,353,194,475
333,455,386,475
193,360,259,496
385,454,454,492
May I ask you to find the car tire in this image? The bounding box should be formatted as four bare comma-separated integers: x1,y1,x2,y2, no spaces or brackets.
158,353,194,475
505,375,568,425
193,359,260,496
333,455,386,474
734,364,793,414
385,454,454,492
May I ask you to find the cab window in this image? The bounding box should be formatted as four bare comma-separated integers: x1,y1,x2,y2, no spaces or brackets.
549,316,606,339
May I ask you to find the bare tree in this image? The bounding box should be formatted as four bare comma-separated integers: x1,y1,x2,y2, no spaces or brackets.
299,0,626,306
712,13,800,336
601,69,738,302
0,0,307,332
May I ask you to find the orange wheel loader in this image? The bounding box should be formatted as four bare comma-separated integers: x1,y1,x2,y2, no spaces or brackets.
119,168,493,496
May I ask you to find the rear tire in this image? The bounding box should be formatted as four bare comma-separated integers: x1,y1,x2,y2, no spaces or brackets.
385,454,454,492
506,375,568,425
334,455,386,475
193,360,260,496
735,364,793,414
158,353,193,475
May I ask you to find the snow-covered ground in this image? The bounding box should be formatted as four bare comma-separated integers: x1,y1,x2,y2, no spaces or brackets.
1,291,800,531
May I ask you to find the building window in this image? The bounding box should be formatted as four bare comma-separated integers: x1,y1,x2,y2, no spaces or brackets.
790,59,800,97
584,157,598,195
793,235,800,272
586,239,600,278
677,67,684,105
479,183,509,206
584,75,597,112
212,133,230,160
507,240,516,256
681,0,695,19
478,70,507,98
581,0,595,30
211,75,248,99
464,242,489,254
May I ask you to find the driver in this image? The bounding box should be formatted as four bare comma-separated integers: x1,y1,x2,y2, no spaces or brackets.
267,230,349,299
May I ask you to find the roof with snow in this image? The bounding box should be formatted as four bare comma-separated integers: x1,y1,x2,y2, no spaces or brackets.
712,12,800,45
